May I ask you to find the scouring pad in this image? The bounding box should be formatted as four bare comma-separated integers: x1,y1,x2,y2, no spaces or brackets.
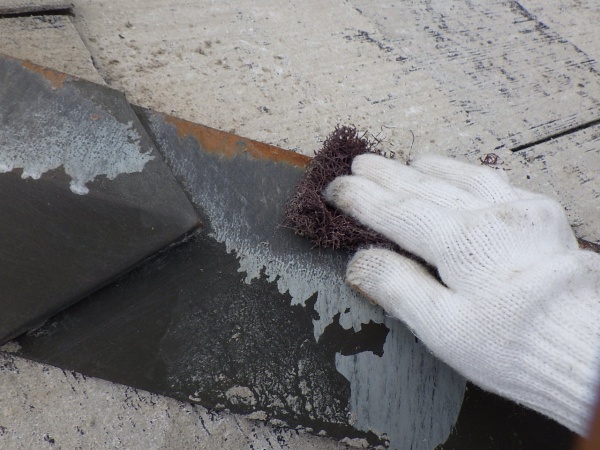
283,125,396,251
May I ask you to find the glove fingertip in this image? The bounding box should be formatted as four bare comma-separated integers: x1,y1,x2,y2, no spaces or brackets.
351,153,403,177
345,249,382,303
322,175,353,209
346,248,453,334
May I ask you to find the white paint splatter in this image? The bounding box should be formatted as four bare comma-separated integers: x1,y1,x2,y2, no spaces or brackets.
0,85,153,195
152,113,465,450
225,386,257,406
336,317,464,449
246,411,268,420
0,341,21,353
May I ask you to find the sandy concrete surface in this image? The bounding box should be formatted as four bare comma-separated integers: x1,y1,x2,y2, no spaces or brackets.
70,0,471,158
0,349,353,449
0,14,104,84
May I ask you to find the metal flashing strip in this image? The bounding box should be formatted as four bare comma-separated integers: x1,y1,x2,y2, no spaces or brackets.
9,99,466,448
0,54,200,343
3,55,575,448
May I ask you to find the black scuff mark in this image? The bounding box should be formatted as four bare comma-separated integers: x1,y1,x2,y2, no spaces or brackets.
0,7,72,19
319,313,389,358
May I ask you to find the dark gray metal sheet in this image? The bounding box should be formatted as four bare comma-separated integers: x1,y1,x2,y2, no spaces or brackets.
13,109,466,449
0,54,200,343
435,383,574,449
5,58,573,448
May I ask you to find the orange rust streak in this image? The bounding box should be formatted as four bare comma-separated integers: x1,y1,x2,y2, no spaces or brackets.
21,60,69,89
164,115,310,169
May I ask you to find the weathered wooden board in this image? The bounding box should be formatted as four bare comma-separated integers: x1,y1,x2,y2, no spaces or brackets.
0,14,104,84
520,0,600,64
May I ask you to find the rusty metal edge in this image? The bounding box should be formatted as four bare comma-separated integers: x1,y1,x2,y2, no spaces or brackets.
1,51,311,168
0,52,87,91
5,52,598,255
160,113,310,169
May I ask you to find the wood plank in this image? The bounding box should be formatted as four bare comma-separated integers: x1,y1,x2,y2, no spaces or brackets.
520,0,600,64
0,15,104,84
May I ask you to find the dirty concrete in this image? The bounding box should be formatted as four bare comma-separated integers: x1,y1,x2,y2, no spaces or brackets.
0,0,599,449
0,14,104,84
68,0,499,158
0,350,351,450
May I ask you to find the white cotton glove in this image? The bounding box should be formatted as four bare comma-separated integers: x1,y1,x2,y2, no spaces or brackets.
324,153,600,436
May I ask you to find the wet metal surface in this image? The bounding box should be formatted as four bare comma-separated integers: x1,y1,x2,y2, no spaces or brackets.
14,232,367,440
0,54,200,343
138,109,467,448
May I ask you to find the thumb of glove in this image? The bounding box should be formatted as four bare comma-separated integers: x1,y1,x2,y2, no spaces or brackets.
346,247,465,356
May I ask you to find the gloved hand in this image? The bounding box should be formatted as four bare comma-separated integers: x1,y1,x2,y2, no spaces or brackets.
324,153,600,436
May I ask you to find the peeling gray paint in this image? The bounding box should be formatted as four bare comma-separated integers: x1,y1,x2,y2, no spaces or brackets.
145,114,380,340
0,59,154,194
337,318,464,448
143,110,466,450
0,56,199,344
